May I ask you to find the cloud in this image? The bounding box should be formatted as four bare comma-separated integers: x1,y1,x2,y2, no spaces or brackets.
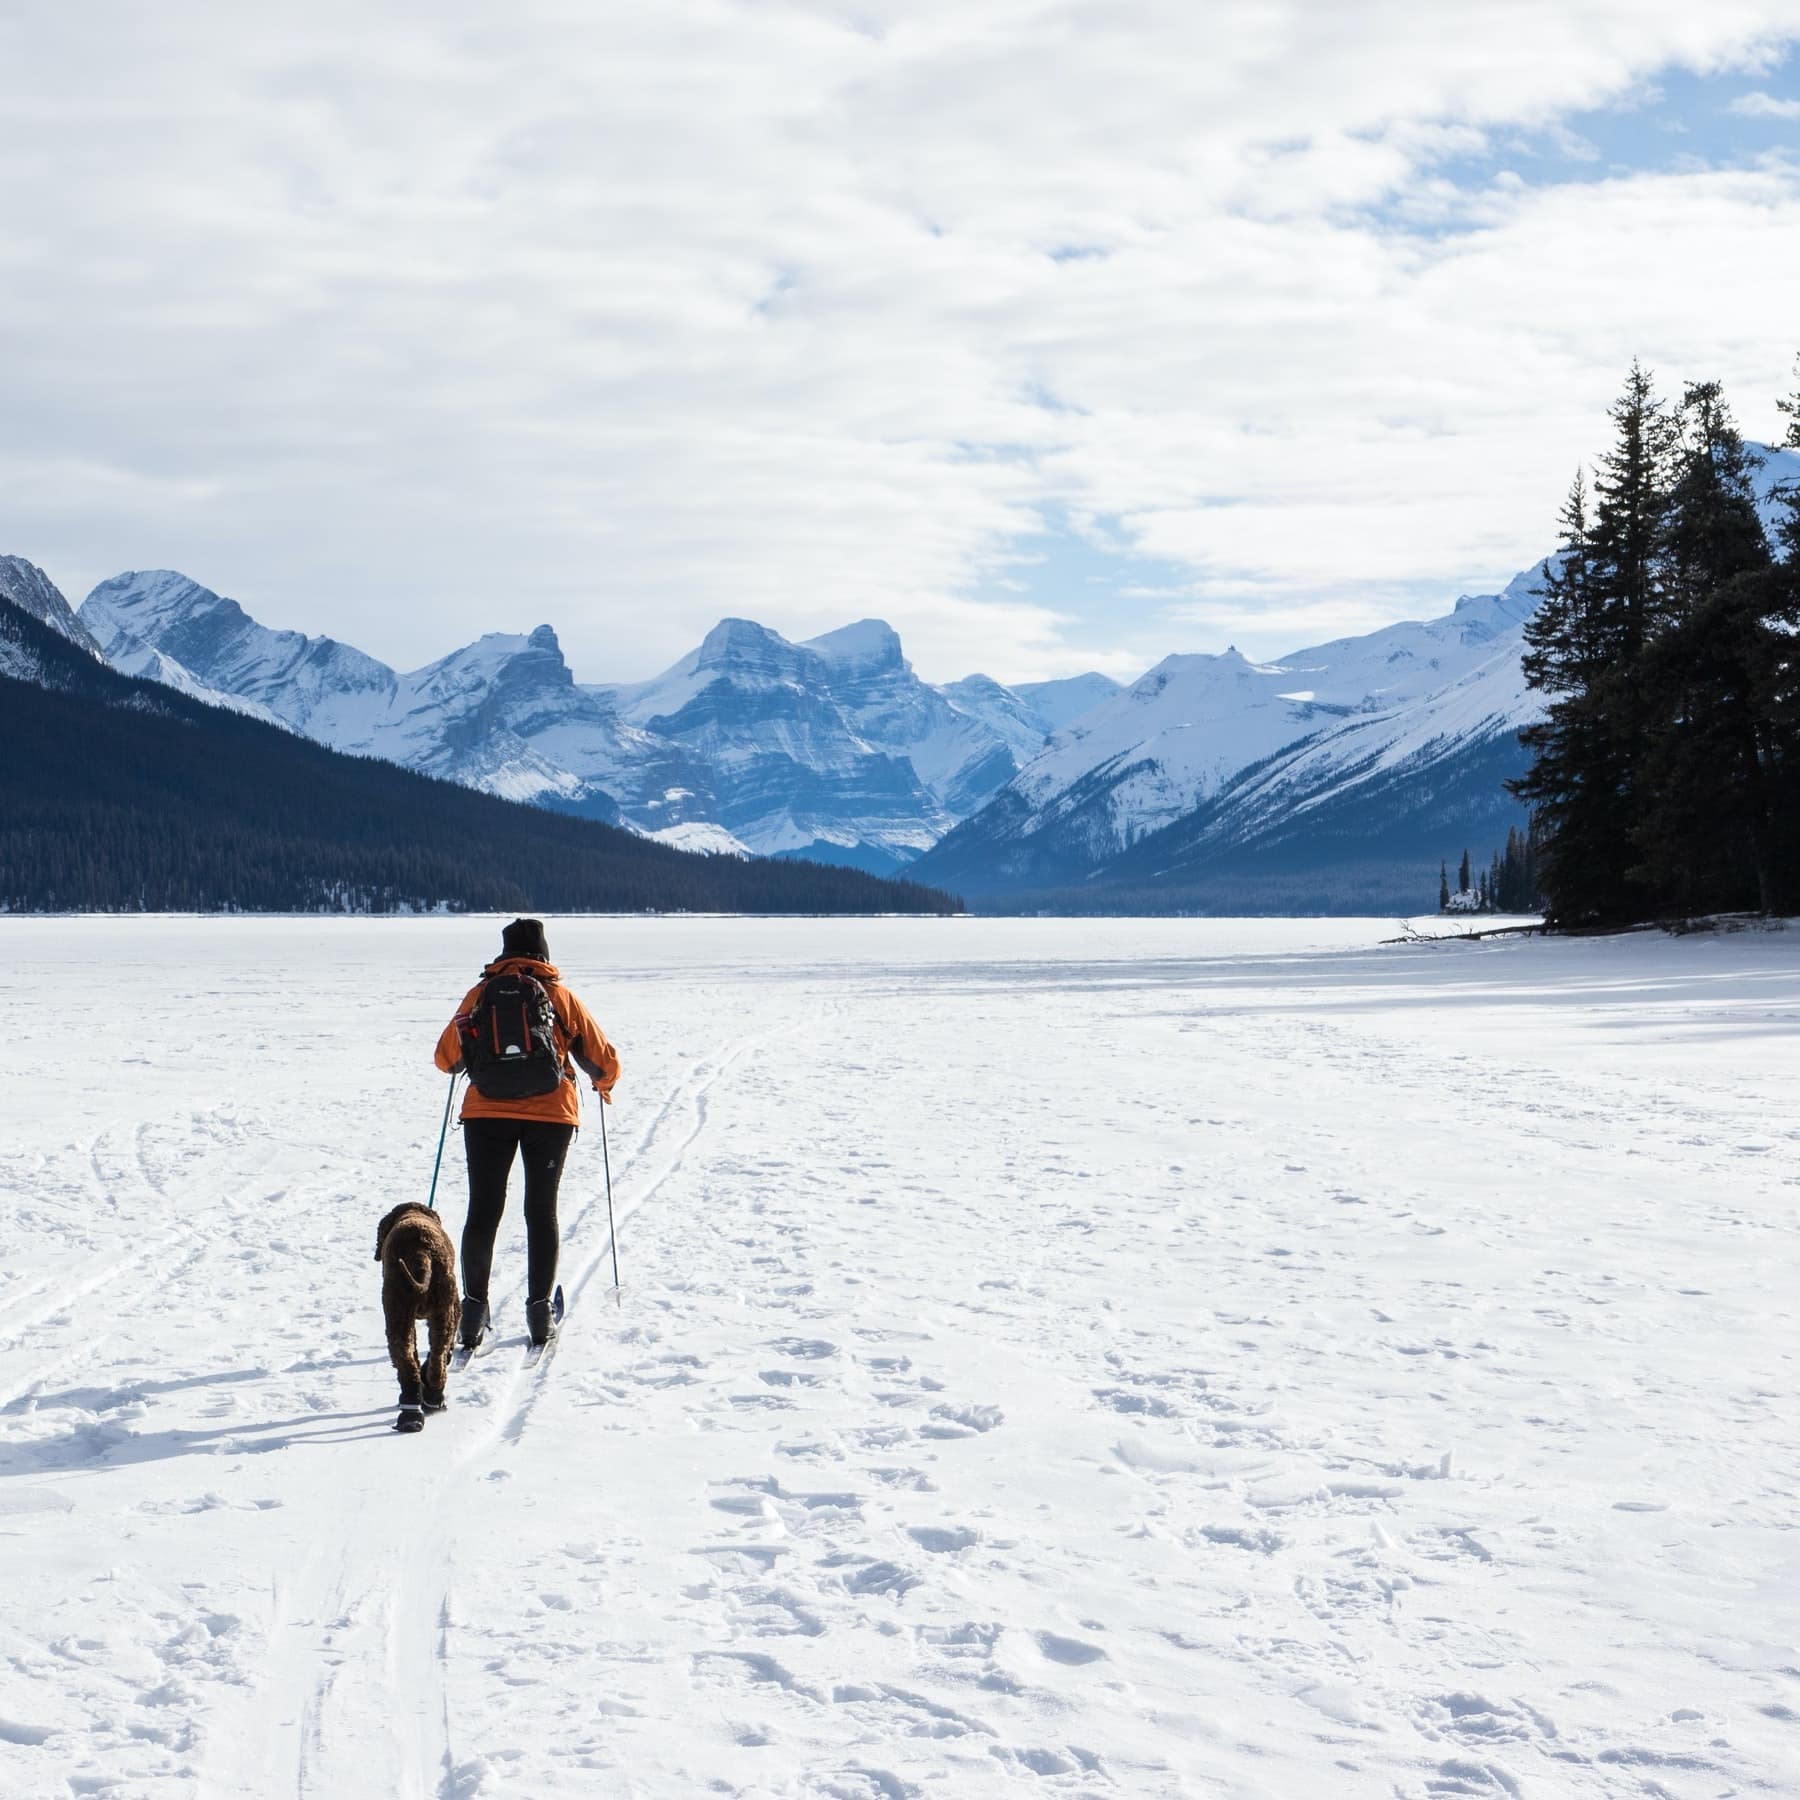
1729,90,1800,117
0,2,1797,685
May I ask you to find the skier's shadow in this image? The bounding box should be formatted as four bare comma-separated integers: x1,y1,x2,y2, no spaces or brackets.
0,1358,408,1476
0,1407,401,1477
0,1359,387,1419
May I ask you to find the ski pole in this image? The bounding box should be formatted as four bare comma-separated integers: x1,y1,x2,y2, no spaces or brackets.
599,1090,621,1302
426,1072,457,1213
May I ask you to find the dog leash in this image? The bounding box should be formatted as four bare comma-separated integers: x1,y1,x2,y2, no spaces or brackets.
426,1072,459,1213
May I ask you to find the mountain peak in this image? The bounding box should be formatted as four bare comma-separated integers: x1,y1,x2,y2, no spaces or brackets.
699,616,781,653
0,555,104,658
527,623,560,652
945,671,1009,699
806,618,904,669
85,568,231,629
690,617,812,682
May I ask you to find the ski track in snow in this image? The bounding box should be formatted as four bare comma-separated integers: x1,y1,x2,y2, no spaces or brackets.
2,916,1799,1798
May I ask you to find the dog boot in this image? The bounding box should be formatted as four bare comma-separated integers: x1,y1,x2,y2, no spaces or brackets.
526,1297,557,1348
459,1296,490,1349
422,1384,448,1414
395,1404,426,1434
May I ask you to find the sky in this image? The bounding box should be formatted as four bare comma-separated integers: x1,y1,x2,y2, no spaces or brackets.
2,3,1799,687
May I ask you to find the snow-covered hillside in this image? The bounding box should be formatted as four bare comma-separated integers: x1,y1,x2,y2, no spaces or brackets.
84,570,396,731
920,576,1543,902
5,915,1799,1797
82,575,715,827
0,556,104,659
1012,671,1122,733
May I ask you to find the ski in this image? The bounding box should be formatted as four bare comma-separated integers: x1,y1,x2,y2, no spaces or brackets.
449,1324,496,1373
523,1286,566,1370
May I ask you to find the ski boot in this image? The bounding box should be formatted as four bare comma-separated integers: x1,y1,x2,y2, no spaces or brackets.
459,1296,490,1350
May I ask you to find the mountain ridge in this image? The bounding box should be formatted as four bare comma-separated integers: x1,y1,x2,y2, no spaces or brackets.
0,587,961,916
30,436,1797,912
78,576,1100,873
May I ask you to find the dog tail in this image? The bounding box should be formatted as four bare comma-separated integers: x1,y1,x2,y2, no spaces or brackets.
399,1252,433,1295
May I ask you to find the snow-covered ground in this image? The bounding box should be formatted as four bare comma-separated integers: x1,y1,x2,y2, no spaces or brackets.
3,916,1799,1799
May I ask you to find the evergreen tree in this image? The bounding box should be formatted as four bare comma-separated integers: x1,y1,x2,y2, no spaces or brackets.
1514,361,1800,923
1508,472,1614,920
1439,861,1450,910
1775,352,1800,562
1458,847,1470,894
1589,361,1678,659
1511,366,1676,924
1634,381,1778,911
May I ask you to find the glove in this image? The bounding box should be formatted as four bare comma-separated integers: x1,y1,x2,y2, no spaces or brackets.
595,1085,613,1105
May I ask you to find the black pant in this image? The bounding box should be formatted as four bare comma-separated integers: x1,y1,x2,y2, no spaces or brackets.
460,1118,576,1307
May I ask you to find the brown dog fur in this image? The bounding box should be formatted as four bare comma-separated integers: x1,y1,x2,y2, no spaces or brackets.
373,1204,462,1410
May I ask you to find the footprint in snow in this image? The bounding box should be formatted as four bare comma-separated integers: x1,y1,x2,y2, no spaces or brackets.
1093,1386,1181,1417
868,1466,938,1491
921,1403,1003,1440
906,1525,979,1554
830,1559,921,1599
1034,1631,1107,1667
1196,1524,1285,1554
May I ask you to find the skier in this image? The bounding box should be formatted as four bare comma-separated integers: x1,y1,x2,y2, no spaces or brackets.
434,918,620,1349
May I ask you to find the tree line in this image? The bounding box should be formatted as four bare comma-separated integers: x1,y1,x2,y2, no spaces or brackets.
1439,824,1543,915
0,600,962,917
1507,361,1800,925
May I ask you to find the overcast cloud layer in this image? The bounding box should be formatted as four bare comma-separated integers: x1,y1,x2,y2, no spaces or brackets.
2,2,1799,683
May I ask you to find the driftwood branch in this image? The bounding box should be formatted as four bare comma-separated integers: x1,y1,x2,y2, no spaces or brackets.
1381,919,1548,945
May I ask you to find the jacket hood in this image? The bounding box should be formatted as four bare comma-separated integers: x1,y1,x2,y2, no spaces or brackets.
482,955,562,983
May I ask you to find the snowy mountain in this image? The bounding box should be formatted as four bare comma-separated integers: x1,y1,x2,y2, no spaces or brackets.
602,618,1032,867
83,570,395,731
606,619,945,867
0,558,279,725
938,673,1060,765
1012,671,1122,732
1087,635,1543,911
82,578,288,724
1753,443,1800,542
81,574,711,828
75,577,1071,870
921,572,1543,897
0,556,103,659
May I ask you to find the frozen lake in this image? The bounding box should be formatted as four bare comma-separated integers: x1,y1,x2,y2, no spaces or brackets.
2,915,1798,1797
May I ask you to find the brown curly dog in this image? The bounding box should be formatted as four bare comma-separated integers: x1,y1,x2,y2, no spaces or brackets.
373,1203,462,1431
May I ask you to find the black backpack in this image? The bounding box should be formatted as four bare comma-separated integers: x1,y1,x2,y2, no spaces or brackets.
460,970,565,1100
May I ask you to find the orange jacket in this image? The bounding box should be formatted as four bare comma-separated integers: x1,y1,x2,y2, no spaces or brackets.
434,957,620,1127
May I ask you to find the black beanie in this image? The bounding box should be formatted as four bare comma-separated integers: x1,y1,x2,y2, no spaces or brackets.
501,917,549,961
